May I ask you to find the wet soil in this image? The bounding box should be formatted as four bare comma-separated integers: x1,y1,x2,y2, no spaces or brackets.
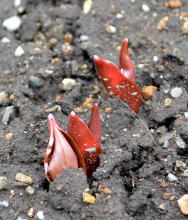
0,0,188,219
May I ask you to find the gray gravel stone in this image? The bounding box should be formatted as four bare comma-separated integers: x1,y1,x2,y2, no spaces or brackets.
29,76,44,88
170,87,183,98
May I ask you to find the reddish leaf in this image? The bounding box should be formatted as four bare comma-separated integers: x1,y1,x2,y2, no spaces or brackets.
88,103,102,145
67,111,102,177
119,39,135,83
94,56,142,113
44,114,78,181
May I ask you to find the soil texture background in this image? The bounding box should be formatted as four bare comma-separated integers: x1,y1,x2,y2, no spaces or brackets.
0,0,188,219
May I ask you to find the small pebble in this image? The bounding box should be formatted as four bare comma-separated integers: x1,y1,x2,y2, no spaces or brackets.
142,4,150,12
176,136,185,149
170,87,182,98
2,16,22,32
2,106,15,124
83,192,96,204
29,76,44,88
0,201,9,207
163,140,169,148
28,208,35,217
178,194,188,215
0,91,9,105
105,24,117,34
4,133,13,141
25,186,35,195
63,33,73,43
167,173,178,182
15,46,25,57
0,177,8,190
182,20,188,35
184,112,188,119
83,0,93,14
141,86,157,100
14,0,22,7
176,160,186,168
153,56,159,63
59,78,77,91
15,173,33,184
80,35,89,42
157,16,169,31
36,211,45,220
182,169,188,177
1,37,11,44
16,217,28,220
163,98,172,107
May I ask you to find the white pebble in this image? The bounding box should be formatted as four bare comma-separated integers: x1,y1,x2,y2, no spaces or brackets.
142,4,150,12
0,200,9,207
137,64,144,69
176,136,185,149
16,217,28,220
14,0,22,7
184,112,188,119
37,211,45,220
15,46,25,57
2,16,22,32
1,37,11,44
80,35,89,42
167,173,178,182
61,78,77,91
170,87,183,98
153,56,159,63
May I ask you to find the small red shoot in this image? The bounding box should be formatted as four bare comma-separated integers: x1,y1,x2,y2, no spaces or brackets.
44,104,102,181
94,39,142,113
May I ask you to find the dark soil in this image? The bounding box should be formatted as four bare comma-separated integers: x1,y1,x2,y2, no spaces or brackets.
0,0,188,219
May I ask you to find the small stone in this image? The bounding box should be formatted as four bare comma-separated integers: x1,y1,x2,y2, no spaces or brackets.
105,24,117,34
165,0,182,8
45,105,61,113
0,177,7,190
98,185,112,194
83,192,96,204
1,37,11,44
182,169,188,177
182,20,188,35
157,16,169,31
176,160,186,168
158,203,166,210
176,136,185,149
83,0,93,14
15,46,25,57
25,186,35,195
163,98,172,107
80,35,89,42
184,112,188,119
16,217,28,220
0,201,9,207
153,56,159,63
28,208,35,217
14,0,22,7
29,76,44,88
141,86,157,100
178,194,188,215
63,33,73,43
162,192,171,200
2,106,15,124
170,87,183,98
167,173,178,182
36,211,45,220
0,91,9,105
163,140,169,148
142,4,150,12
2,16,22,32
4,133,13,141
62,43,74,54
15,173,33,184
59,78,77,91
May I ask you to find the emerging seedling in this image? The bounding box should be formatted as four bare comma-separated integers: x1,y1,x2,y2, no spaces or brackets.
94,39,142,113
44,104,102,181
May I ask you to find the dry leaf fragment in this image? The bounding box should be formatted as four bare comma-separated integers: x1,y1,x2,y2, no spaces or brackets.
157,16,169,31
165,0,182,8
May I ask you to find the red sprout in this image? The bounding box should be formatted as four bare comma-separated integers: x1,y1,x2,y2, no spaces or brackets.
44,104,102,181
93,39,142,113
